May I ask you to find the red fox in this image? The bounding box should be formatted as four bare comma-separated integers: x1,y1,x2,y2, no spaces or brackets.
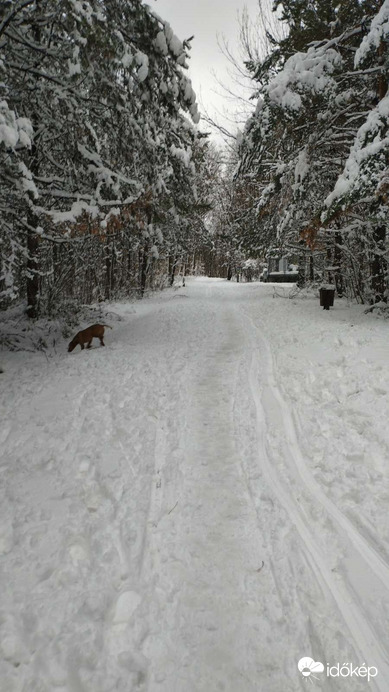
68,324,112,352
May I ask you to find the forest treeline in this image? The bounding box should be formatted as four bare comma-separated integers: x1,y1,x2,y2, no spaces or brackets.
0,0,214,318
1,0,388,320
229,0,389,304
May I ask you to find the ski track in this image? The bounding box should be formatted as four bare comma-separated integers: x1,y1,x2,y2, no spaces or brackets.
0,278,389,691
247,338,389,690
244,310,389,588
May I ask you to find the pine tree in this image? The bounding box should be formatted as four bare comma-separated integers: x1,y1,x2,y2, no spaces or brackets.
0,0,202,315
234,0,388,302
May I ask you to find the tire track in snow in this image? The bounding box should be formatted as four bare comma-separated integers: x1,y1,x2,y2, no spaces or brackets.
244,314,389,689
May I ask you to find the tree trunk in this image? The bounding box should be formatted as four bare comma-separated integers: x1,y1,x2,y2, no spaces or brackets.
105,239,115,300
309,253,314,282
371,225,387,303
26,207,40,318
334,232,344,297
127,243,132,286
26,127,40,317
26,3,41,318
168,254,177,287
297,251,306,288
378,39,387,101
139,242,149,297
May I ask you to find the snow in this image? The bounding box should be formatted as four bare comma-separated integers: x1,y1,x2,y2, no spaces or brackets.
169,144,191,167
154,32,169,56
293,148,309,188
164,24,184,59
355,0,389,67
1,278,389,691
181,79,196,105
0,101,33,149
45,199,100,224
68,46,81,76
18,162,39,199
135,52,149,83
189,103,200,124
325,93,389,206
121,46,133,69
266,47,342,111
68,0,102,25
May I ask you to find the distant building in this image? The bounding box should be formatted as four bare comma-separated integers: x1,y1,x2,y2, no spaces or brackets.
264,251,299,283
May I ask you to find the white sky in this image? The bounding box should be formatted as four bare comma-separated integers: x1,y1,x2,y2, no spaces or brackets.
152,0,263,144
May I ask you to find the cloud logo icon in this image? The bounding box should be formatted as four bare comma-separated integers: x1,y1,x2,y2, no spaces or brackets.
298,657,324,679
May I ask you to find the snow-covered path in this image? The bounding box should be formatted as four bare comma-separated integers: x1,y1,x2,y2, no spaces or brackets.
1,278,389,691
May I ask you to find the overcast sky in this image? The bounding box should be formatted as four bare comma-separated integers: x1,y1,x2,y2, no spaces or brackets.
152,0,263,144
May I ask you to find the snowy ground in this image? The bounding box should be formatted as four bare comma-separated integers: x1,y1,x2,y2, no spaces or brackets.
1,277,389,692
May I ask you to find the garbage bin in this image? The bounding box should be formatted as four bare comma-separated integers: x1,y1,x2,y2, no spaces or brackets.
320,285,335,310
